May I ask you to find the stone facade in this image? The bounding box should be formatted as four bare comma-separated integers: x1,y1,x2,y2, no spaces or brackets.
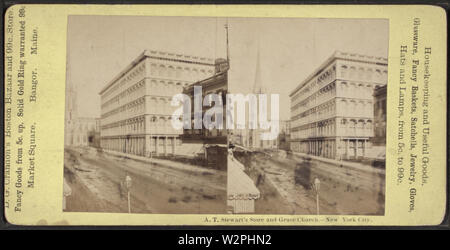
289,51,388,160
65,59,100,147
99,50,215,156
66,117,101,147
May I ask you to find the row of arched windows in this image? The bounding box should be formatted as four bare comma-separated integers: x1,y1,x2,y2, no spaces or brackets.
101,58,215,108
293,82,336,115
148,96,177,115
291,62,387,117
101,116,146,137
150,63,214,82
101,78,194,126
292,80,384,119
338,64,387,83
337,81,384,99
291,63,337,103
101,61,146,104
290,118,336,139
291,97,375,131
101,79,145,114
101,97,146,125
148,116,182,135
339,118,373,137
337,98,373,118
292,99,336,128
290,117,374,139
148,80,190,97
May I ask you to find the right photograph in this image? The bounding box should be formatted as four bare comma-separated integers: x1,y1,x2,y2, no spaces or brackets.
227,18,388,215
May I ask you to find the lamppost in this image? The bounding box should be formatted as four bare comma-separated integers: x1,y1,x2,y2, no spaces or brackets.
125,174,132,213
312,177,321,215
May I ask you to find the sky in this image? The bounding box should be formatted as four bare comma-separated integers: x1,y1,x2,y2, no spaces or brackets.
67,16,388,120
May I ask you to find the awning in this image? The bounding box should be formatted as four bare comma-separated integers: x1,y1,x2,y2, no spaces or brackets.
365,145,386,160
227,155,260,200
176,143,205,157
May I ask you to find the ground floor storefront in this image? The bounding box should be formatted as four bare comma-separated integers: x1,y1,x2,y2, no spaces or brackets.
100,135,181,157
290,137,372,160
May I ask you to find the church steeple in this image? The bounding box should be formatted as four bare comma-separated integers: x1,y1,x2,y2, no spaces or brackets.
225,20,230,68
65,43,78,146
253,37,265,94
65,48,77,122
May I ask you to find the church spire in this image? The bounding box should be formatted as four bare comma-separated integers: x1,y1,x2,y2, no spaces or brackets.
65,41,77,121
225,20,230,69
253,35,265,94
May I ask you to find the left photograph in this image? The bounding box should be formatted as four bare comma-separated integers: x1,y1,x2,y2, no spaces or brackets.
63,16,228,214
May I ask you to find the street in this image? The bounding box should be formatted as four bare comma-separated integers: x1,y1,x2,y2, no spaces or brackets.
64,147,227,214
234,150,385,215
64,146,384,215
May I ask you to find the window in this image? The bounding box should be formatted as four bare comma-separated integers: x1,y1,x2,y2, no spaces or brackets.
375,69,382,81
184,68,190,79
151,64,157,75
349,100,357,114
349,120,356,134
367,69,373,80
176,67,182,78
349,66,356,78
159,65,166,77
168,66,175,77
358,67,365,79
358,100,365,116
366,120,373,136
340,82,348,96
340,65,348,78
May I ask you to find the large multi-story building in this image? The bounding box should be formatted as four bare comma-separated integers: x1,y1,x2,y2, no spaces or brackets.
289,51,388,160
99,50,216,157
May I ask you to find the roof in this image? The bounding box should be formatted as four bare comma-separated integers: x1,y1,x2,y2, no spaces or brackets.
232,144,254,153
176,143,205,157
99,50,215,95
205,144,228,148
183,70,228,94
227,155,260,200
289,51,388,97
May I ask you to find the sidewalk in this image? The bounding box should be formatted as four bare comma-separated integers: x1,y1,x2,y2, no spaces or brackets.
291,151,385,175
99,148,220,175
